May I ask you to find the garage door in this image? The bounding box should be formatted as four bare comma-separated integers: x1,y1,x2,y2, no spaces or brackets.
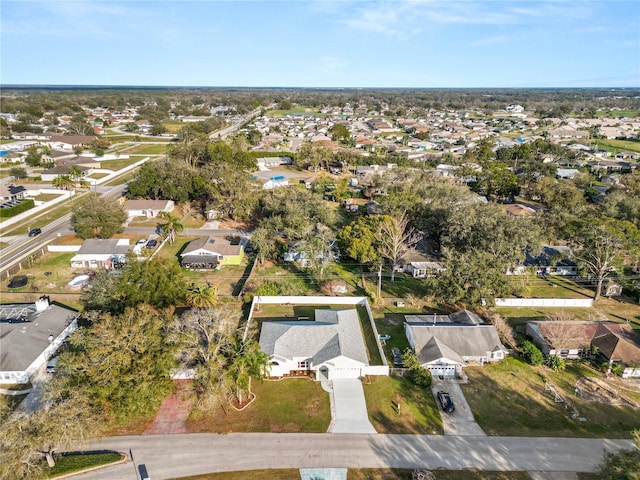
328,367,362,380
428,366,456,377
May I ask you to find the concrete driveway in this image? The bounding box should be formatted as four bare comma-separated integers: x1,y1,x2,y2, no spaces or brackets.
328,379,376,434
432,379,485,436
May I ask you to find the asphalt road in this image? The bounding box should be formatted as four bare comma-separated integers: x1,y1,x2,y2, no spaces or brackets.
72,433,633,480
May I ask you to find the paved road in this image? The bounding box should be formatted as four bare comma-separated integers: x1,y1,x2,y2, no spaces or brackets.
71,433,633,480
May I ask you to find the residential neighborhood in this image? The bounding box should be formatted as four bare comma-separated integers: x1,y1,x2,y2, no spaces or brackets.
1,86,639,480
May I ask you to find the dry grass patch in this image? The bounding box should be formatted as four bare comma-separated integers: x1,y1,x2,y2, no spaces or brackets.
462,356,640,438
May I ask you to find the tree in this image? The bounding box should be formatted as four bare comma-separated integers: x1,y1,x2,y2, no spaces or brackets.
52,174,75,191
226,338,269,405
0,393,102,477
185,283,218,309
68,165,83,184
71,195,127,239
376,213,419,283
594,429,640,479
575,221,640,301
56,305,176,420
401,349,432,387
9,166,27,180
117,256,187,309
520,340,544,366
174,306,239,412
25,145,42,166
80,270,124,315
250,226,279,264
329,123,350,143
157,211,184,244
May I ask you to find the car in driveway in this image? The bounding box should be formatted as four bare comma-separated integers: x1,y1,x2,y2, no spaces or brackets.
437,391,455,413
145,239,157,249
136,239,147,247
28,227,42,237
391,347,404,367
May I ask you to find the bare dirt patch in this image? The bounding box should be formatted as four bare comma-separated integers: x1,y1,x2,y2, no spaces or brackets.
144,381,194,435
575,377,640,409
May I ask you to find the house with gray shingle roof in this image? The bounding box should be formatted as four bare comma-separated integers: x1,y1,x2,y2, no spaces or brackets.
70,238,131,269
259,309,370,381
0,297,78,384
405,310,507,377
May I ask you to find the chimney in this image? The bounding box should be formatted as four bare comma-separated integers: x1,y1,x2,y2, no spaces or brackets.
35,295,50,312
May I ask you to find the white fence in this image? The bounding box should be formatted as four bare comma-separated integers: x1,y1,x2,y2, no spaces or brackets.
248,295,389,370
47,245,81,252
495,298,593,307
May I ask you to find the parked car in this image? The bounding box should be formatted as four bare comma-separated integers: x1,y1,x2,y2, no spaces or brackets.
28,227,42,237
437,391,455,413
145,239,157,249
136,239,147,247
391,347,404,367
46,356,58,374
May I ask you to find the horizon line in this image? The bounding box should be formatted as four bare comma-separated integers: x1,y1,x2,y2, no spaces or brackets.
1,84,639,91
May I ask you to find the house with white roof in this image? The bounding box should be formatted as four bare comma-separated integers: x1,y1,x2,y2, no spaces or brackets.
259,308,372,381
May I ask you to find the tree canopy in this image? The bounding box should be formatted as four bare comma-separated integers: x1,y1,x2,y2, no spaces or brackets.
71,196,128,239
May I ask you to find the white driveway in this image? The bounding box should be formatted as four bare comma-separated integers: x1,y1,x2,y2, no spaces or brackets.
329,379,376,434
432,379,485,436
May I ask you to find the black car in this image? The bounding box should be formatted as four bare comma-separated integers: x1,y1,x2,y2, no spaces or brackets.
145,239,158,249
437,391,455,413
391,347,404,367
28,227,42,237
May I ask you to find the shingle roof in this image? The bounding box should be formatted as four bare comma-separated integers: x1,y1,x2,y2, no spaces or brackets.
77,239,131,255
259,309,368,366
0,302,78,372
182,236,244,257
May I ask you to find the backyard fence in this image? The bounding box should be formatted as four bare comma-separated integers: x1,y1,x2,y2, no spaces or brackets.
495,298,593,308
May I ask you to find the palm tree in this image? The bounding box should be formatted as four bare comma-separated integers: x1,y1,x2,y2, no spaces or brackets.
185,283,218,309
157,212,184,244
68,165,83,185
226,338,269,405
52,174,75,191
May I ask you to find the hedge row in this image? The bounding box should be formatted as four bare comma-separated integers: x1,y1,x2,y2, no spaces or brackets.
0,198,35,218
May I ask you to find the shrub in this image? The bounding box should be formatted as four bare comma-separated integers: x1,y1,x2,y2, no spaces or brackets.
402,348,432,387
545,355,566,371
520,340,544,366
0,198,35,218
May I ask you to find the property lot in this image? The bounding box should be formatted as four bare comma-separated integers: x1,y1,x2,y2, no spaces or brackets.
461,356,640,438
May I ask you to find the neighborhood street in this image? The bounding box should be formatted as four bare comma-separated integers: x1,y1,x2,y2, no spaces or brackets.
71,433,634,480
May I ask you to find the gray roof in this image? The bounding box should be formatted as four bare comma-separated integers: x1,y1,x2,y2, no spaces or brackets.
0,302,78,372
259,309,368,366
182,236,244,257
77,239,131,255
405,310,506,364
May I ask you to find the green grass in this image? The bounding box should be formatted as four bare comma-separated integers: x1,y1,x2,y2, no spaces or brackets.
47,452,122,478
122,144,168,155
595,110,640,118
461,356,640,438
508,275,594,299
596,138,640,154
363,376,443,434
34,193,64,202
100,157,140,171
187,378,331,433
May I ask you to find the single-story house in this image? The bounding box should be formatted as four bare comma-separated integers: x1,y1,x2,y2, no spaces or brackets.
70,238,131,269
527,320,640,378
256,156,292,168
0,184,27,202
509,245,577,276
40,161,96,182
284,240,339,268
505,204,537,217
259,309,370,381
123,199,175,218
40,134,96,151
180,236,245,269
0,296,78,384
404,261,445,279
526,321,601,359
592,323,640,378
404,310,507,377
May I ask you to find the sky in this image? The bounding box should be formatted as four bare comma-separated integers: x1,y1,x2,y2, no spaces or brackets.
1,0,639,88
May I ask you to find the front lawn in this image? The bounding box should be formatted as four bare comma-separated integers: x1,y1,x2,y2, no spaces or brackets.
363,376,443,435
187,378,331,433
461,356,640,438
